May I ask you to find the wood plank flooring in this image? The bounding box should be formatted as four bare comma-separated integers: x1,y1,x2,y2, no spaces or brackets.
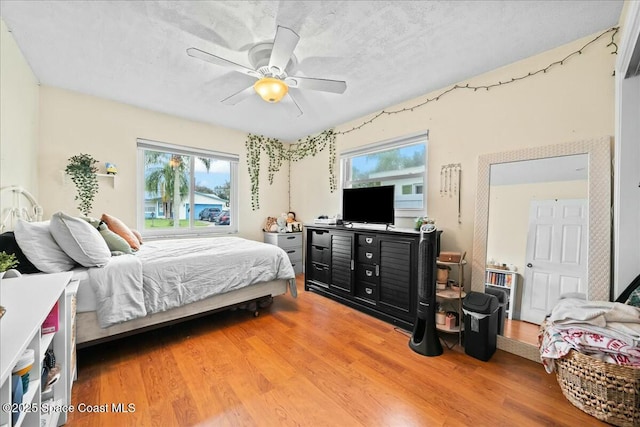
69,275,605,426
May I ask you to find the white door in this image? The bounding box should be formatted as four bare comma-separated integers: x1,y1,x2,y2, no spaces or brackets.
521,199,588,324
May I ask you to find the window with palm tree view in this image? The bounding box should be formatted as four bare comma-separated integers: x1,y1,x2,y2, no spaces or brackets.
341,133,427,213
138,140,237,234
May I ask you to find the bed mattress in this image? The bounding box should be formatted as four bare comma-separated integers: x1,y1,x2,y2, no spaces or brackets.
77,236,295,327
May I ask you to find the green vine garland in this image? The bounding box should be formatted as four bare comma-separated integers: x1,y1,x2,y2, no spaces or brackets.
65,153,99,216
246,129,336,210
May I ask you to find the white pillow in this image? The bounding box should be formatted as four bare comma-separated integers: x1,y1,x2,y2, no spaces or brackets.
14,219,76,273
49,212,111,268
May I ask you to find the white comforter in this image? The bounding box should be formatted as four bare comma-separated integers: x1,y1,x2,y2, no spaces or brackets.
88,237,296,328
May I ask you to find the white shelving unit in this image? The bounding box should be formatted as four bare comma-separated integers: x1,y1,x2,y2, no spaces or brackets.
436,259,467,347
1,272,74,427
485,267,519,319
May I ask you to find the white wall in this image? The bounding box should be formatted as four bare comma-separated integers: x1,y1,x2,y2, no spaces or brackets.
487,180,588,276
291,31,615,284
614,1,640,299
0,19,39,197
37,86,289,242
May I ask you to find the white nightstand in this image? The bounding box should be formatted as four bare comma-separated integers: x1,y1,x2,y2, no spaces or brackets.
264,232,303,274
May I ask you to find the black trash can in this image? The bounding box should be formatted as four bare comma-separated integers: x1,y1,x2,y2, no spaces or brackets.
484,286,508,335
463,292,499,361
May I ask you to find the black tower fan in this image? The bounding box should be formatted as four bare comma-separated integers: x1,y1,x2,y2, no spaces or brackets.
409,223,443,356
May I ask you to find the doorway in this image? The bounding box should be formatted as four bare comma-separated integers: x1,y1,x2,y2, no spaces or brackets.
520,198,588,324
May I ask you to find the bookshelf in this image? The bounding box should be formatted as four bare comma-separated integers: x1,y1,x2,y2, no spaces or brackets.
484,268,518,320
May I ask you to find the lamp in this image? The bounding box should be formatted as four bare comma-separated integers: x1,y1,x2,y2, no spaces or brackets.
253,77,288,103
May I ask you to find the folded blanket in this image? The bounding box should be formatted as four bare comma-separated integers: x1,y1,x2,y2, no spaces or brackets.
549,298,640,341
540,298,640,373
549,297,640,326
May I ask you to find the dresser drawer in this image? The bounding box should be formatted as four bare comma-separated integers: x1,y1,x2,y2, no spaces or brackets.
358,248,379,264
282,246,302,262
357,264,380,284
355,281,378,303
310,229,331,248
309,262,330,284
264,232,302,248
358,234,377,249
275,232,302,248
290,260,303,274
310,245,330,265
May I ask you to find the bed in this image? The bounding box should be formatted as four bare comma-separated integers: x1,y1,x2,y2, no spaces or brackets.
0,186,297,347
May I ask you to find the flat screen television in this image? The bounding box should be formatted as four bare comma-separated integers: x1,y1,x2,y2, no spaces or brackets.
342,185,395,225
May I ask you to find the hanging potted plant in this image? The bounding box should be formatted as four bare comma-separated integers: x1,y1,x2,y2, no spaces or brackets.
65,153,100,216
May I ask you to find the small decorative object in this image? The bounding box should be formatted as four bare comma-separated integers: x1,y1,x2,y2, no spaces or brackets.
263,216,278,232
65,153,99,215
287,211,296,223
436,309,446,325
449,281,463,293
291,222,302,232
439,251,464,263
276,216,288,233
415,216,434,231
0,251,19,277
436,264,450,284
440,163,462,224
445,312,457,329
105,162,118,175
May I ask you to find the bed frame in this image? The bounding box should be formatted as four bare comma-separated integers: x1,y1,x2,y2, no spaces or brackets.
76,279,288,348
1,185,292,348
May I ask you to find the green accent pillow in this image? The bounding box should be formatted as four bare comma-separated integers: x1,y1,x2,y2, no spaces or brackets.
80,216,132,255
97,223,133,255
625,287,640,307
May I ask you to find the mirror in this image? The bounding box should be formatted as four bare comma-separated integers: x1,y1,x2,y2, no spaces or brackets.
471,137,611,362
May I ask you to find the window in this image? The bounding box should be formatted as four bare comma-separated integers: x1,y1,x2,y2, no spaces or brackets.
137,139,238,235
341,132,427,216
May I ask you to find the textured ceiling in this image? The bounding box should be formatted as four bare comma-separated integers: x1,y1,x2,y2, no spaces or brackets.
0,1,623,141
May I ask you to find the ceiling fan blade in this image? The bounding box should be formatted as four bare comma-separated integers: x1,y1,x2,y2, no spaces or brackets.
268,26,300,75
286,91,303,117
220,85,255,106
284,76,347,94
187,47,259,78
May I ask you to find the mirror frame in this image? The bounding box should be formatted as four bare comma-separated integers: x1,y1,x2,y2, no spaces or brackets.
471,136,611,362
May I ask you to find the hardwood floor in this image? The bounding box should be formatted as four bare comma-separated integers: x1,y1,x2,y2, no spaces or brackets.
69,275,605,426
503,319,540,346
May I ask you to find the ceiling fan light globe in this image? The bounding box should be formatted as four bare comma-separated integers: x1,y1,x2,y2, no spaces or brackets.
254,77,288,103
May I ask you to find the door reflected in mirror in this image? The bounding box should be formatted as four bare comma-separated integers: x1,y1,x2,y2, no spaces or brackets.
486,154,588,345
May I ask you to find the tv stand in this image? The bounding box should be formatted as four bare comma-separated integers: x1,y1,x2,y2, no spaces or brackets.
305,224,420,329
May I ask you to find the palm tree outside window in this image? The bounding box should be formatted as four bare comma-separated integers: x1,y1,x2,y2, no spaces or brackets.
137,139,238,236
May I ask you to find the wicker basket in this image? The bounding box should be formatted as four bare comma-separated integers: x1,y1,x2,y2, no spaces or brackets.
555,350,640,426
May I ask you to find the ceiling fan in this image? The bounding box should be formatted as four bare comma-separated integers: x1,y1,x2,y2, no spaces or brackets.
187,26,347,116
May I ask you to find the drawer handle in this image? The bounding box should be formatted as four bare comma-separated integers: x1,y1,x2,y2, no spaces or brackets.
366,252,373,259
366,270,373,277
375,265,380,276
365,288,373,295
287,236,296,239
287,250,295,254
365,237,373,244
314,265,323,271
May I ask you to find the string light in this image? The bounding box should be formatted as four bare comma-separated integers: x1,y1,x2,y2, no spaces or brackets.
244,27,618,209
337,27,618,135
